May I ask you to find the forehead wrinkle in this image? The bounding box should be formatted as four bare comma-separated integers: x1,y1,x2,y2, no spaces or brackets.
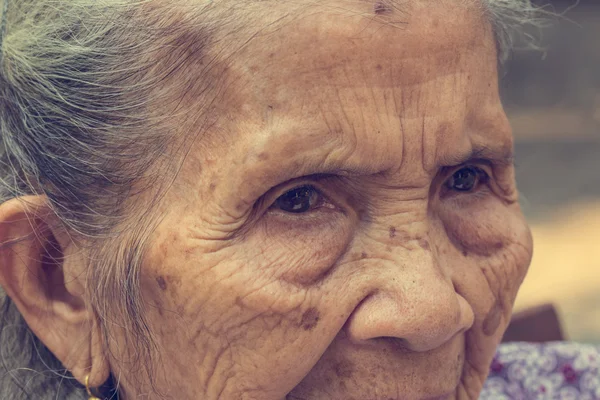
208,0,500,191
427,113,514,170
225,122,401,203
242,1,488,86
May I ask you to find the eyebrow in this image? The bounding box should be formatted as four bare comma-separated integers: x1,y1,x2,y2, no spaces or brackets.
446,144,515,168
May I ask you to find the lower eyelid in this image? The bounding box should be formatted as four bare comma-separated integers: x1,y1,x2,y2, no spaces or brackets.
441,186,492,206
264,208,346,231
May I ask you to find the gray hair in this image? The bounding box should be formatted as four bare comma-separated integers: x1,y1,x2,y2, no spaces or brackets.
0,0,543,399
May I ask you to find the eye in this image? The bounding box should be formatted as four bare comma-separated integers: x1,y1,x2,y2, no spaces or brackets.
445,166,489,192
273,185,323,213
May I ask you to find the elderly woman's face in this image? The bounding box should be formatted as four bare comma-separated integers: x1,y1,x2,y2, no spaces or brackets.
122,2,532,399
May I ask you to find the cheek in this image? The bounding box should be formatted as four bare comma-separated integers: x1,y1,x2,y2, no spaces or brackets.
438,199,533,336
255,212,355,286
441,197,527,257
135,215,358,395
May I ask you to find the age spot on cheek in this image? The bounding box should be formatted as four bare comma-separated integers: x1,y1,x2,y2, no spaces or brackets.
373,1,392,14
300,307,321,331
418,239,430,251
389,226,397,238
156,276,168,291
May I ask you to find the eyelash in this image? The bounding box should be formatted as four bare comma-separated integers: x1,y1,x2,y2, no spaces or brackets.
268,184,336,215
257,182,344,232
445,165,489,187
439,165,493,202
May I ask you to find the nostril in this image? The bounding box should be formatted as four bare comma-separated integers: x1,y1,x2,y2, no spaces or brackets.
376,337,411,353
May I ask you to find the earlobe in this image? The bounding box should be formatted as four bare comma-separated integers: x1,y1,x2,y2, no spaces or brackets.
0,195,110,388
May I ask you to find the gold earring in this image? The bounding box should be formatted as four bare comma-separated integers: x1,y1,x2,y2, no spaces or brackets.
85,375,101,400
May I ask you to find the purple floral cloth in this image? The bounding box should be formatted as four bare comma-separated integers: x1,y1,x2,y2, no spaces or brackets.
482,342,600,399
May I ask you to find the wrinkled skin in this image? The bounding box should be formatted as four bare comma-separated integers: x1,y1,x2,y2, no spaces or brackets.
114,2,533,399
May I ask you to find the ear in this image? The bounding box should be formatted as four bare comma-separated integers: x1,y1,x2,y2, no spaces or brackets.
0,196,110,388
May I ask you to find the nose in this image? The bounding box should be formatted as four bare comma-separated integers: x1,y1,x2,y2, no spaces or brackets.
345,246,474,352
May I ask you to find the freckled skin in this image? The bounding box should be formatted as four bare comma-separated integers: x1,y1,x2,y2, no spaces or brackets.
106,1,533,399
300,308,321,331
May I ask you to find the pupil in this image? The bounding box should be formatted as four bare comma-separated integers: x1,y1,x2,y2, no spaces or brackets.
277,186,315,213
451,167,477,191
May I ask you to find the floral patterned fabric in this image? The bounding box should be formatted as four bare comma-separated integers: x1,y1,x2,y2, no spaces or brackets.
482,342,600,399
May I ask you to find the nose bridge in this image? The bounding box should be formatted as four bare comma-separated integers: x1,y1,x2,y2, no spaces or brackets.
387,239,459,326
383,215,450,287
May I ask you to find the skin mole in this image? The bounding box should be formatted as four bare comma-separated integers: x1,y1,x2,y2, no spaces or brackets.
373,1,392,14
156,276,168,291
300,307,320,331
235,201,247,212
418,238,430,251
389,226,396,238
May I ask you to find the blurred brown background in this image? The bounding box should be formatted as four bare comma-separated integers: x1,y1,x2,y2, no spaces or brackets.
502,0,600,344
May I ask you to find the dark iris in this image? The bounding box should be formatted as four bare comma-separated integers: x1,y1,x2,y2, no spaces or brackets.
275,185,320,213
448,166,482,192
